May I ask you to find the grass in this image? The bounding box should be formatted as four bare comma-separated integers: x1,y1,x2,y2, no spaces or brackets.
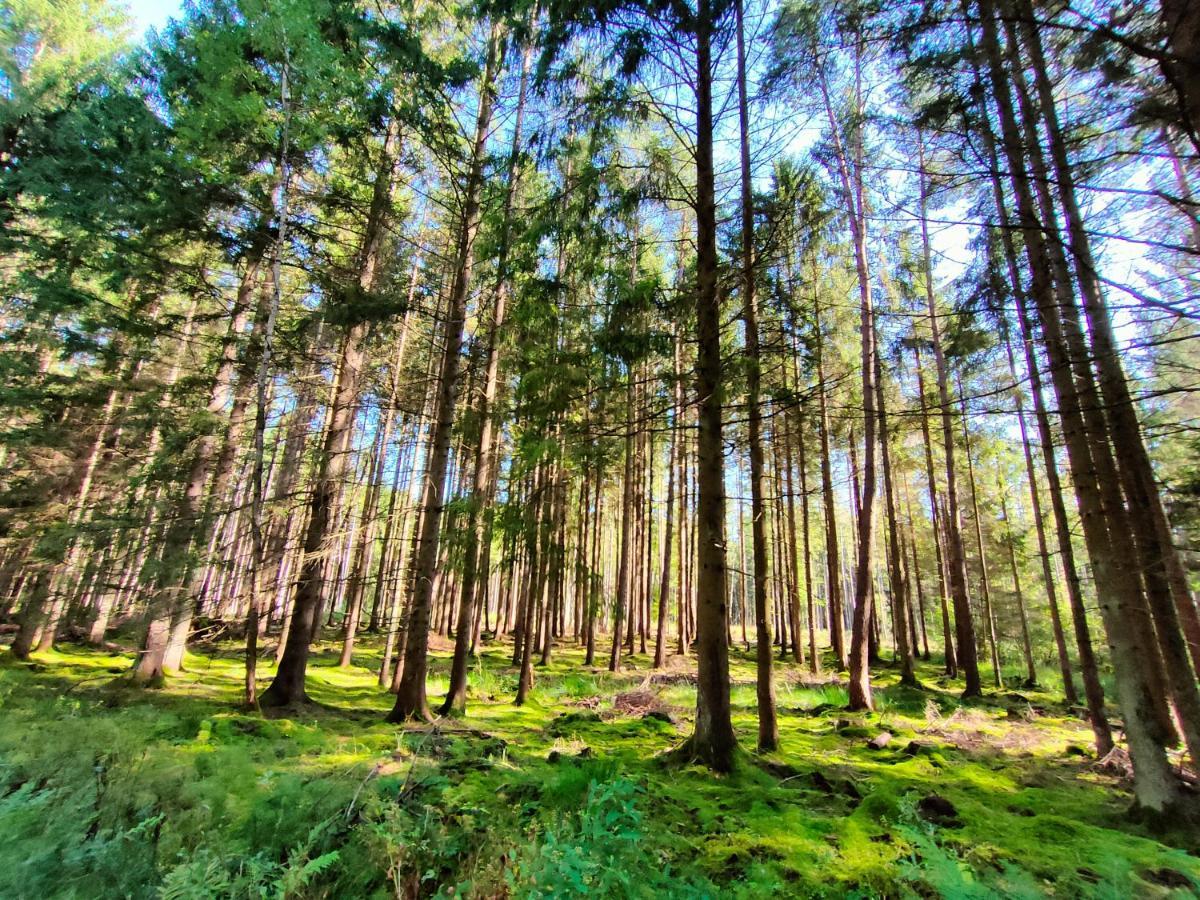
0,635,1197,898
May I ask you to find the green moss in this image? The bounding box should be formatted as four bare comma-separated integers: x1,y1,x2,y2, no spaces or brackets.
1,643,1197,897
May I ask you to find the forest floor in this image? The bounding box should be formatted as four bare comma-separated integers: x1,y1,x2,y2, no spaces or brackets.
1,635,1198,898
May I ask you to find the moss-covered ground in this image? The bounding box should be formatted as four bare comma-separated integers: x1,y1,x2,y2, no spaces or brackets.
1,636,1197,898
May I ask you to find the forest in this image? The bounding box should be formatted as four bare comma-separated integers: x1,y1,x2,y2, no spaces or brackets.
2,0,1200,895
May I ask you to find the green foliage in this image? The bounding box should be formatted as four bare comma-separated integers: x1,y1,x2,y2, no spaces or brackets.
508,778,707,899
0,0,131,138
159,838,340,900
0,777,162,899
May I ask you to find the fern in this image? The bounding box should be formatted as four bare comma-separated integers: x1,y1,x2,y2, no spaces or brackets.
507,779,709,899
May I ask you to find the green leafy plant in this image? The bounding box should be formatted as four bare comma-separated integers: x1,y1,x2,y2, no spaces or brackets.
507,778,709,899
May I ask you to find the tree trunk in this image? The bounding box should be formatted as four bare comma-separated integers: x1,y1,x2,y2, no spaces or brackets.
610,336,637,673
874,318,916,687
1016,0,1200,697
132,257,260,681
815,290,846,670
389,26,500,722
680,0,736,772
972,66,1109,742
1000,8,1183,747
975,0,1180,811
959,381,1002,688
918,142,980,697
798,410,819,672
440,33,530,713
654,329,682,668
260,122,396,706
735,0,777,748
817,38,877,711
914,345,956,675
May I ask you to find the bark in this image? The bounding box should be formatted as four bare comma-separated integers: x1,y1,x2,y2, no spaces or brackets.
735,0,777,749
680,0,736,772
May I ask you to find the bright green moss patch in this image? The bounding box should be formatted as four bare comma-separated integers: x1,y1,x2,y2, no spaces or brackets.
1,641,1197,898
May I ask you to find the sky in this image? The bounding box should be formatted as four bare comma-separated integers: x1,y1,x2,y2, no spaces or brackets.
124,0,183,38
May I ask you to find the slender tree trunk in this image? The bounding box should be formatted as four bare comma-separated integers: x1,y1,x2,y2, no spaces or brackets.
972,69,1107,739
735,0,777,748
654,330,682,668
874,320,916,687
677,396,690,657
440,29,533,711
782,411,803,666
390,27,500,722
998,7,1181,747
641,412,653,656
998,486,1037,686
516,466,552,705
798,411,819,672
901,479,932,660
1016,1,1200,692
914,346,956,675
1003,321,1071,696
610,348,637,673
918,143,980,697
959,382,1002,688
681,0,736,771
245,81,292,703
586,470,602,665
131,258,260,680
815,291,846,670
338,409,392,667
818,38,877,711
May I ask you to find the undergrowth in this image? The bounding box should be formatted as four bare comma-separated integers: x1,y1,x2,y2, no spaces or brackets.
0,642,1197,898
